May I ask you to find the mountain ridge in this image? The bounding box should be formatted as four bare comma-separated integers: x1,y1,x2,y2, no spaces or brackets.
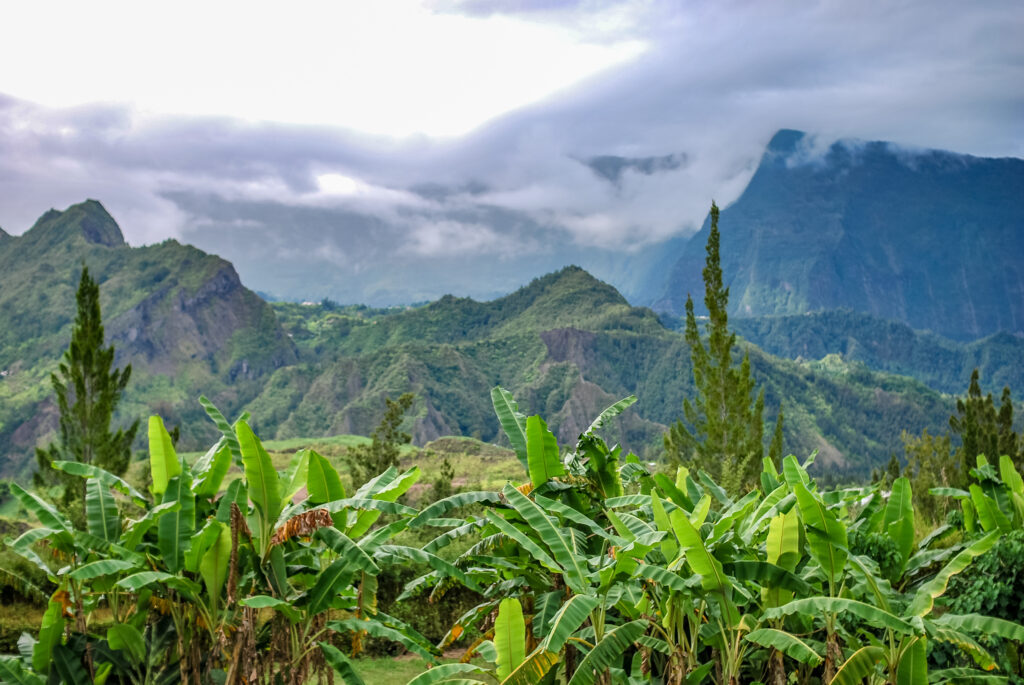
654,130,1024,341
259,263,953,480
0,201,297,475
0,201,962,482
728,309,1024,396
23,199,126,248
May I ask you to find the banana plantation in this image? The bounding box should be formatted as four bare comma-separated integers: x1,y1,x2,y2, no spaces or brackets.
3,388,1024,684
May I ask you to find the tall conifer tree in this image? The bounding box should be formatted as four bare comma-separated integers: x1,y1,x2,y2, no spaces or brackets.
34,266,138,515
664,202,778,493
949,368,1021,471
344,392,415,488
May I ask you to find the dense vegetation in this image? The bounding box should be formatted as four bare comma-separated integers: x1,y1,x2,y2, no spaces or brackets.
727,309,1024,396
259,268,961,482
5,219,1024,682
3,390,1024,684
0,201,296,474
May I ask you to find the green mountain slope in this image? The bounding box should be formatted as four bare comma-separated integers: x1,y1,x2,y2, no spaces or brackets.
655,130,1024,341
258,267,952,482
0,201,297,476
728,309,1024,395
1,205,956,482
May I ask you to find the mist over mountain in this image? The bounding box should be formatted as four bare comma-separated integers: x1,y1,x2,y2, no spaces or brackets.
654,130,1024,341
170,128,1024,344
0,203,959,481
168,152,684,308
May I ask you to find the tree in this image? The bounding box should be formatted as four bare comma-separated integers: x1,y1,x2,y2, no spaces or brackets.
768,404,785,468
949,368,1020,470
345,392,415,488
997,386,1019,466
34,266,138,516
901,429,956,523
663,202,777,493
904,369,1023,523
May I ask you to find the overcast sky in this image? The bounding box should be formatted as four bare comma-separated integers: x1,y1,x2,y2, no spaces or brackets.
1,0,1021,302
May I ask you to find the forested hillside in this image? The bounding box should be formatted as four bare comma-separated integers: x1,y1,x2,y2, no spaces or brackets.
259,266,953,481
0,201,296,474
0,202,959,482
729,309,1024,395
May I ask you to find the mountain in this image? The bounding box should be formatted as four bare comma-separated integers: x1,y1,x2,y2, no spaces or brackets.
169,190,677,308
0,201,297,476
727,309,1024,396
0,202,957,482
654,130,1024,341
254,266,953,482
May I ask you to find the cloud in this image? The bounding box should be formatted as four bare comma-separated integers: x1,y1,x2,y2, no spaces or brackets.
400,218,522,257
0,0,1021,304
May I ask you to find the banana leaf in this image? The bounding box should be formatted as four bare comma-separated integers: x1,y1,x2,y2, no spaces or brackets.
492,386,528,470
744,628,822,666
567,620,647,685
148,416,181,497
495,597,526,681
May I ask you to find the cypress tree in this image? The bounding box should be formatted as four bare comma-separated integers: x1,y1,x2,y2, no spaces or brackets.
950,369,996,465
997,386,1019,467
664,202,778,493
948,369,1022,471
345,392,415,488
768,404,785,467
34,266,138,516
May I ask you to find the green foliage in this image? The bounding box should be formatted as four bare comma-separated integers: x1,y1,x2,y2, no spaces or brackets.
1,210,964,481
345,393,415,489
903,428,959,523
767,404,784,467
33,265,138,523
5,391,1024,685
950,369,1022,472
664,202,779,494
429,453,457,502
849,528,903,584
946,529,1024,622
905,369,1024,526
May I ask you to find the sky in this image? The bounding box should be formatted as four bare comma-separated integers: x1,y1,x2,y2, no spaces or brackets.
1,0,1022,303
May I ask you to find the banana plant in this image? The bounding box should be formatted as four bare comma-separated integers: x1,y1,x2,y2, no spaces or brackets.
408,390,655,683
5,401,448,685
764,529,1023,684
1,414,227,684
429,482,651,684
223,419,447,684
629,464,819,685
933,454,1024,535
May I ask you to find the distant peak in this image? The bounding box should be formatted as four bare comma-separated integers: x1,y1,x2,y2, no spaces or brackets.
27,199,125,247
519,265,625,302
766,129,807,155
585,152,687,184
541,265,599,285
